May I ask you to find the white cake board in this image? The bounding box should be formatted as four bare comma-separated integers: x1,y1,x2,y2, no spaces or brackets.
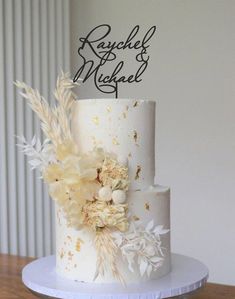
22,253,208,299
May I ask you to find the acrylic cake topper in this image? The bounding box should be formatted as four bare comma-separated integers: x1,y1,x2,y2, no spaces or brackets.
73,24,156,98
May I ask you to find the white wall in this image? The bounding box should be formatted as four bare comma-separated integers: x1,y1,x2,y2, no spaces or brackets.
70,0,235,285
0,0,70,258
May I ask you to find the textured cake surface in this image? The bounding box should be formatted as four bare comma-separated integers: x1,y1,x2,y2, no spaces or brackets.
56,185,171,283
56,98,171,283
71,99,156,190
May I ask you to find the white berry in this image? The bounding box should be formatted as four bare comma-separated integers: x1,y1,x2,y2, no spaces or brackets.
98,186,112,202
112,190,126,204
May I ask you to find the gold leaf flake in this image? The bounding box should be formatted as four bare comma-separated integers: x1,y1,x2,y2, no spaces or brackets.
76,238,84,252
106,106,112,113
123,112,127,119
67,235,72,242
68,251,74,260
57,210,62,225
133,101,138,107
91,136,102,146
92,116,99,125
135,165,141,180
126,105,129,111
133,215,140,221
133,130,138,143
112,137,119,145
145,203,150,211
59,249,65,259
128,152,132,158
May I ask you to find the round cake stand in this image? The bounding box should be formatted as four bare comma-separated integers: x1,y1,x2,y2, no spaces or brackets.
22,253,208,299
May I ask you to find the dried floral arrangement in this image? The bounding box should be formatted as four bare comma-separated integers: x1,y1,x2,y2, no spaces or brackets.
16,72,169,283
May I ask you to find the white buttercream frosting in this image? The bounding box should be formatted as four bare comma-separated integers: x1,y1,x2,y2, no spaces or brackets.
56,185,171,283
71,99,156,190
55,98,171,284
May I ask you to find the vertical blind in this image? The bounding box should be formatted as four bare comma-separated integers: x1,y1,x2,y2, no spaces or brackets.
0,0,70,257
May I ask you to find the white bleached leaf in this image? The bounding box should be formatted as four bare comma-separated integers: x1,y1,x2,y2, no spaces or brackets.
146,219,154,232
116,238,123,247
43,138,50,146
36,138,42,151
158,247,164,256
126,232,137,240
154,225,170,235
159,229,170,235
113,232,123,247
127,256,134,273
28,159,42,167
31,135,36,146
16,135,26,143
128,263,134,273
151,256,163,263
23,149,38,156
139,258,148,276
147,264,152,277
153,225,163,233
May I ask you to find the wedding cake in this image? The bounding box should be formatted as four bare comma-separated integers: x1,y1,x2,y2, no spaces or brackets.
16,73,171,285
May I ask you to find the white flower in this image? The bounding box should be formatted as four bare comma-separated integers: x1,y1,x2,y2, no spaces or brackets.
99,156,129,191
82,200,129,231
63,155,98,181
113,220,170,277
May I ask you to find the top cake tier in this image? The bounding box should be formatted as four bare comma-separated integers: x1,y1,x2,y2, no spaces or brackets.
71,99,156,190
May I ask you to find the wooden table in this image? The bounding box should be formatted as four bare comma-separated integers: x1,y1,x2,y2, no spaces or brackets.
0,254,235,299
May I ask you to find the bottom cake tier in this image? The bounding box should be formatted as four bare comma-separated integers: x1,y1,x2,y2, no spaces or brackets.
56,184,171,283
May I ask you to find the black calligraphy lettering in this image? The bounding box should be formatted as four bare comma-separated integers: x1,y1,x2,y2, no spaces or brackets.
73,24,156,97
